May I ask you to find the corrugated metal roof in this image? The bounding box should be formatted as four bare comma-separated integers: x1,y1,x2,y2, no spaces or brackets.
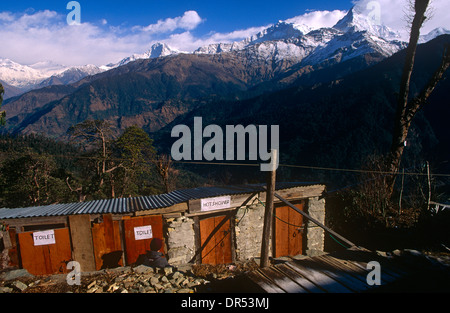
0,182,322,220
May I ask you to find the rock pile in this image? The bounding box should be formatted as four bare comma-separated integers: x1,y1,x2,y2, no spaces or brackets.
0,264,211,293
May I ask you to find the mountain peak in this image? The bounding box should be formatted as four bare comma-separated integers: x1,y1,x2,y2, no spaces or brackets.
333,6,401,41
149,42,180,58
248,21,311,44
104,42,181,70
420,27,450,43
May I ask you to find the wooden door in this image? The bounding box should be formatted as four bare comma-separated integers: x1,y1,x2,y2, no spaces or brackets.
18,228,72,275
274,201,305,258
199,215,232,265
91,214,123,270
123,215,164,265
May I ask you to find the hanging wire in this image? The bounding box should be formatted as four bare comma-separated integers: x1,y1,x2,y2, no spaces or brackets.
36,153,450,177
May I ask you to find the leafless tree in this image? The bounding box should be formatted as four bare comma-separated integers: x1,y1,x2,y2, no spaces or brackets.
152,154,178,193
387,0,450,196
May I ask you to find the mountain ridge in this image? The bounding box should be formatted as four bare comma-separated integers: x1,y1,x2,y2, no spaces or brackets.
1,6,447,100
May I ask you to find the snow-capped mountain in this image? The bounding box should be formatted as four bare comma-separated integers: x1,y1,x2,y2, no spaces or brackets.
193,7,408,70
0,43,181,97
103,43,181,70
0,59,105,93
28,61,68,76
0,58,52,90
36,64,105,88
333,6,402,41
420,27,450,43
1,6,448,100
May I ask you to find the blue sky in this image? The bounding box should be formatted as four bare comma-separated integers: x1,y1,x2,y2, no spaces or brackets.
1,0,352,34
1,0,449,66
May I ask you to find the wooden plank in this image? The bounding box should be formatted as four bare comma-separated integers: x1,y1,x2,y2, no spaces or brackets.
261,159,277,268
330,252,402,284
4,216,68,232
260,185,326,203
134,202,188,216
7,229,19,267
260,267,309,293
300,258,371,292
274,205,289,258
200,216,217,265
288,202,303,256
275,263,325,293
192,216,201,264
247,270,286,293
216,216,232,265
315,255,369,283
69,214,96,272
319,255,399,287
91,215,124,270
91,222,106,270
286,261,353,293
321,253,404,285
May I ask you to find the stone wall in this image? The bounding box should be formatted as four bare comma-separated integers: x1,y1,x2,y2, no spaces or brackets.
234,202,268,261
305,197,326,256
165,216,196,265
164,193,326,265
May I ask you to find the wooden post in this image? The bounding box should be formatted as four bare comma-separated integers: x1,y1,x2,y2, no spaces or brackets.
69,214,96,272
260,149,277,268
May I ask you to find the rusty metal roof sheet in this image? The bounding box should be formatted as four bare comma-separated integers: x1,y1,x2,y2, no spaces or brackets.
0,182,322,220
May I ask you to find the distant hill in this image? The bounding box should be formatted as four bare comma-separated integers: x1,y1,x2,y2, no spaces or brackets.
151,35,450,187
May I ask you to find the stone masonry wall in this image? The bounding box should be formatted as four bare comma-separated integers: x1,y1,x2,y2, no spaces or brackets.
234,202,268,261
164,194,326,265
165,216,195,266
305,197,326,256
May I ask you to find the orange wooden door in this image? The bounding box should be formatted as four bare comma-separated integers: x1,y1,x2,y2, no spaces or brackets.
18,228,72,275
199,215,232,265
123,215,164,265
91,214,123,270
274,202,304,258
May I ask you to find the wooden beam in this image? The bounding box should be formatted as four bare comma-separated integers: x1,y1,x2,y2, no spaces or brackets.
133,202,188,216
68,214,96,272
260,150,277,268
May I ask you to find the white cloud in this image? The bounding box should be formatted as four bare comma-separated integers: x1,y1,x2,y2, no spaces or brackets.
207,26,270,42
0,12,14,22
0,10,206,66
140,10,204,34
352,0,450,38
285,10,347,30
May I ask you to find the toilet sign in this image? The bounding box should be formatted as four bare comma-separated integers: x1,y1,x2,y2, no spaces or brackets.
134,225,153,240
33,230,56,246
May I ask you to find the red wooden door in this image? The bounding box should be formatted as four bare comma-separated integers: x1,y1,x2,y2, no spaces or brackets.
123,215,164,265
274,202,304,258
18,228,72,275
91,214,123,270
199,215,232,265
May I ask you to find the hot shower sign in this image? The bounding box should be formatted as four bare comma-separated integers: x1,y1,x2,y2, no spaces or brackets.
201,196,231,212
33,230,56,246
134,225,153,240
